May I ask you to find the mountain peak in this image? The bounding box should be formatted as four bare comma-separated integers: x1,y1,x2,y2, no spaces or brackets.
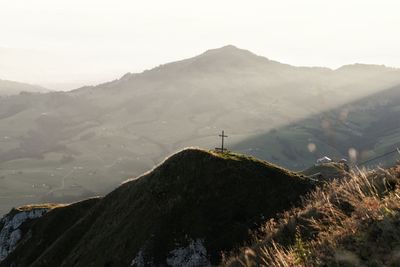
199,44,260,59
211,44,242,52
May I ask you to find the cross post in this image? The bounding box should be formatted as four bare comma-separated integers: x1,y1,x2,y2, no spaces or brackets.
215,130,228,153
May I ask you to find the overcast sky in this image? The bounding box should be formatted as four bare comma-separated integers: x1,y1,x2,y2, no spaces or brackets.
1,0,400,90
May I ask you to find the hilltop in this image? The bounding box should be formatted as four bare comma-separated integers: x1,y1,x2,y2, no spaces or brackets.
0,148,315,266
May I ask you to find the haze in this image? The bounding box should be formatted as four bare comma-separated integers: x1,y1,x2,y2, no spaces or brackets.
1,0,400,90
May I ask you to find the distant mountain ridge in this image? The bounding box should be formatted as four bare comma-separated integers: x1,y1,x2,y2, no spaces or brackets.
78,45,397,93
0,79,49,96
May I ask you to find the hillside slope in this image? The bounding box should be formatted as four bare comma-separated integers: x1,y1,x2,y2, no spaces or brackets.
0,149,315,266
1,45,400,215
234,84,400,170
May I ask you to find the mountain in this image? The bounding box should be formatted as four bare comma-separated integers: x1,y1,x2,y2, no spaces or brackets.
0,79,49,96
0,149,315,266
1,45,400,215
234,84,400,169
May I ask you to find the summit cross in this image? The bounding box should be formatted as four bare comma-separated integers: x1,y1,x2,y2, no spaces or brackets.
215,130,228,153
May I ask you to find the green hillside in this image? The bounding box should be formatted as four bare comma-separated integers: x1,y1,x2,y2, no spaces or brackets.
0,149,315,266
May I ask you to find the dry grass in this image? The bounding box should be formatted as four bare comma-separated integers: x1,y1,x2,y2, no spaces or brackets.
224,165,400,267
14,203,67,212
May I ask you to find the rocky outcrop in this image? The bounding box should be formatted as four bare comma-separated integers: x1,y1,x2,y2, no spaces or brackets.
0,208,49,261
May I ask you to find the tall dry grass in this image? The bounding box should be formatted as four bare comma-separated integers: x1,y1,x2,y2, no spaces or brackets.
225,165,400,267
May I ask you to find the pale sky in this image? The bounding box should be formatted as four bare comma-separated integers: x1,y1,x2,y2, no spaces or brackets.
1,0,400,90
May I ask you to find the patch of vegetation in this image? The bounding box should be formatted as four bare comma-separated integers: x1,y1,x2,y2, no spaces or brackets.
293,228,311,265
